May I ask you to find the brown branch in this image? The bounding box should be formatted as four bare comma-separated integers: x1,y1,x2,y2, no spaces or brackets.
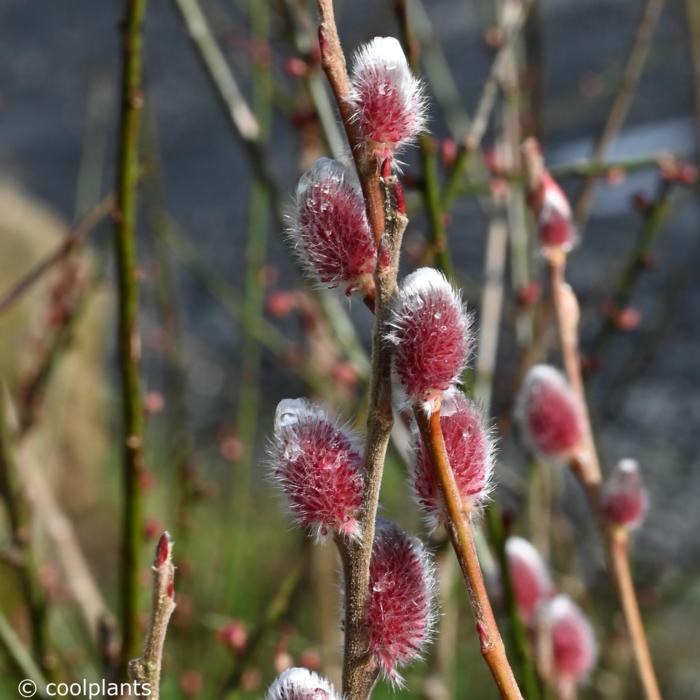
336,171,407,700
128,532,176,700
0,195,113,319
414,404,523,700
573,0,665,230
315,0,385,246
548,250,662,700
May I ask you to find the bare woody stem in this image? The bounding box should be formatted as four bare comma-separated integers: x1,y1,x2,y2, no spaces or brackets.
128,532,176,700
115,0,149,673
337,172,407,700
537,180,663,697
413,404,523,700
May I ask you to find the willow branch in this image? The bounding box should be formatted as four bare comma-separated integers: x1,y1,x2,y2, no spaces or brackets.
315,0,385,246
0,394,53,678
336,172,406,700
545,234,662,700
441,0,532,210
128,532,176,700
414,404,523,700
0,195,113,319
573,0,665,230
115,0,149,671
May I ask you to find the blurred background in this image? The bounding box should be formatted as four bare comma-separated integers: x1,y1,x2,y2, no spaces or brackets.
0,0,699,697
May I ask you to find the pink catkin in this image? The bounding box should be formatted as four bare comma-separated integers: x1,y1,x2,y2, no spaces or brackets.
389,268,472,410
515,364,585,459
367,520,436,684
531,171,576,253
411,388,493,527
264,667,340,700
602,459,648,530
543,595,597,685
271,399,364,540
505,537,553,623
349,37,427,158
292,158,376,294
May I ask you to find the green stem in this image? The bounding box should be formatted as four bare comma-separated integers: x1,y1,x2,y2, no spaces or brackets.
115,0,149,673
586,179,673,364
0,392,54,679
396,0,453,276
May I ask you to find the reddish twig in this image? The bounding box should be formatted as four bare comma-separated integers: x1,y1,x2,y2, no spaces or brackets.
414,403,523,700
315,0,385,246
573,0,665,231
0,195,113,319
128,532,176,700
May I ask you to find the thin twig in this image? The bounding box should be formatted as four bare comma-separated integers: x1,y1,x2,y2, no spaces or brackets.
586,177,673,366
521,140,663,700
0,392,53,678
115,0,149,671
336,172,407,700
396,0,453,275
414,404,523,700
0,610,48,697
441,0,532,210
0,195,113,319
573,0,665,230
220,552,306,696
128,532,176,700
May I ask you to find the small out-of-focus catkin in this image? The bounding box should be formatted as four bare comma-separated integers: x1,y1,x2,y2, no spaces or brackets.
528,167,576,256
411,388,493,527
505,536,553,624
270,399,364,541
542,595,597,690
291,158,377,296
602,458,648,530
264,667,340,700
388,268,472,412
366,520,436,685
515,364,585,460
349,36,427,159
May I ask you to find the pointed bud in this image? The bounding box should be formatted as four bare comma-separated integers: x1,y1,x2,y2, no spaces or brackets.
291,158,377,295
530,171,576,254
505,537,553,623
389,268,472,411
515,365,585,459
366,520,436,684
542,595,597,686
602,459,648,530
264,667,340,700
349,37,427,158
270,399,364,540
411,388,493,527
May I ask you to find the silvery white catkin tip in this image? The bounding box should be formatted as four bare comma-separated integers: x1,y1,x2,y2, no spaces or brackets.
505,536,553,624
541,595,597,688
366,520,436,685
388,268,472,412
349,36,427,158
411,388,493,527
292,158,376,295
264,667,341,700
514,364,585,460
602,458,648,530
271,399,364,540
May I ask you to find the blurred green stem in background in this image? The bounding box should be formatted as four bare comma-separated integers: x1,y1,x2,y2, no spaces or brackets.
114,0,149,673
228,0,273,593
